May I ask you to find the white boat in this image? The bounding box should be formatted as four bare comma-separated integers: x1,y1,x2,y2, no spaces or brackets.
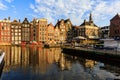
0,51,5,77
0,52,5,64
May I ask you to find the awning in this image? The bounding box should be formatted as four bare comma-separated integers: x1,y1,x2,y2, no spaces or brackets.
88,36,99,39
73,36,86,40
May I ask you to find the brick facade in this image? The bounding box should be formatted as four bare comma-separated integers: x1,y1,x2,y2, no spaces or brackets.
30,18,38,43
0,18,11,45
110,14,120,39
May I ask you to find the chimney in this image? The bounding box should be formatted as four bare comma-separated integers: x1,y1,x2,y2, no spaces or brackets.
19,19,20,22
8,17,10,20
84,19,86,23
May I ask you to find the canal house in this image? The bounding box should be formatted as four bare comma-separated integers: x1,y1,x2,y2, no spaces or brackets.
37,18,48,44
30,18,38,44
21,18,31,44
0,18,11,45
46,23,55,45
11,19,21,45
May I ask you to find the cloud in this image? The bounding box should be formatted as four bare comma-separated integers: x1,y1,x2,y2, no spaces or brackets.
92,0,120,26
5,0,14,3
0,0,14,10
0,2,7,10
30,0,120,26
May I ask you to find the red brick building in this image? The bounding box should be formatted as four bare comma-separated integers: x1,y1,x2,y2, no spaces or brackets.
0,18,11,45
30,18,38,43
110,14,120,39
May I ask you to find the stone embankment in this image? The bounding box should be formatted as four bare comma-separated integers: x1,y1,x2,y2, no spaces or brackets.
62,47,120,66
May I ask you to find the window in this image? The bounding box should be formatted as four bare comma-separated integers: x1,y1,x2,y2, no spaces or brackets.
2,26,4,30
1,23,3,26
34,30,35,32
115,30,119,34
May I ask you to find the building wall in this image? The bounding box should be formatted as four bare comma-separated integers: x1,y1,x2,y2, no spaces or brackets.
78,13,99,39
59,20,66,43
54,27,60,44
11,20,21,45
30,19,38,42
46,23,55,45
0,18,11,45
55,19,73,43
85,26,99,38
21,18,30,43
110,14,120,38
99,26,109,39
64,19,73,41
38,18,47,43
72,26,78,38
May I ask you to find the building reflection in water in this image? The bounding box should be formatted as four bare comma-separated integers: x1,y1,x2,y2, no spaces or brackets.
0,46,64,75
57,53,72,71
0,46,120,80
0,46,108,72
57,53,97,71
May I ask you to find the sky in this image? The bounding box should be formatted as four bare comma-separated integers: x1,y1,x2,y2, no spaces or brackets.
0,0,120,27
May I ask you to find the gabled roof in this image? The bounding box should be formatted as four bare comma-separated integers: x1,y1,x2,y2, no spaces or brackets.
80,13,98,27
64,19,71,23
48,23,54,27
71,26,80,30
80,20,98,27
64,18,73,26
55,18,73,29
11,19,21,25
13,19,18,22
22,18,29,24
80,21,90,26
55,19,64,29
30,18,38,25
110,13,120,21
55,19,60,28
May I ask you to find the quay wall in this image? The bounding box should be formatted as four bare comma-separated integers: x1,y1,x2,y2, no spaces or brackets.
62,47,120,66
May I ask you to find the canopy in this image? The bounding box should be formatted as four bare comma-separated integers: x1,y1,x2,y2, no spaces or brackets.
73,36,86,40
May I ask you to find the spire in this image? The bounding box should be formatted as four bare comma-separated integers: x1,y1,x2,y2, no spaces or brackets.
84,19,86,23
89,13,93,23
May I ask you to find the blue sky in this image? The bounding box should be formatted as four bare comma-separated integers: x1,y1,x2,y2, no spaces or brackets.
0,0,120,27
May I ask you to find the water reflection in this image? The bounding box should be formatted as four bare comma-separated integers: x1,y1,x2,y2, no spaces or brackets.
0,46,119,80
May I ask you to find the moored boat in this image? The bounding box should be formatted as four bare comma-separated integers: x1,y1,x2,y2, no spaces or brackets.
0,50,5,77
0,51,5,65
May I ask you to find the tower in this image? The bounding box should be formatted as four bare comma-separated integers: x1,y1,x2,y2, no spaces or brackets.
89,13,93,23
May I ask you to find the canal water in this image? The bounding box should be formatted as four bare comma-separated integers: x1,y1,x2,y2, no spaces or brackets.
0,46,120,80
